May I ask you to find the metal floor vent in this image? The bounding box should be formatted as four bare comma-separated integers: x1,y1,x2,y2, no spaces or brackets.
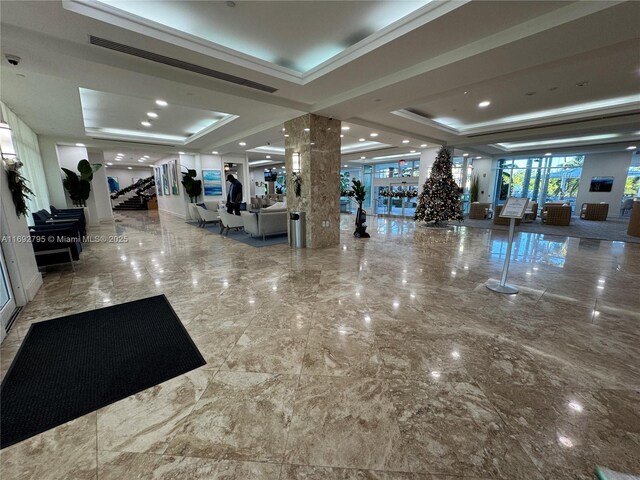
4,306,23,337
89,35,278,93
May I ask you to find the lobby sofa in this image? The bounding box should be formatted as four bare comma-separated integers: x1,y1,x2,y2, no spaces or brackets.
241,208,288,240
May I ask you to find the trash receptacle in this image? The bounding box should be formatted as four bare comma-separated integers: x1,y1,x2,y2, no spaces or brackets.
289,211,306,248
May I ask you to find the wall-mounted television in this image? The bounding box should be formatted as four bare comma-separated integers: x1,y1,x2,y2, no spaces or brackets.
589,176,614,192
264,170,278,182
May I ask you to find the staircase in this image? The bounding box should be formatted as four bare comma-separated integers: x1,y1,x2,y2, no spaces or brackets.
111,176,157,211
113,196,148,210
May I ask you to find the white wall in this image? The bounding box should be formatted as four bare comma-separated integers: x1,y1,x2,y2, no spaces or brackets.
38,136,67,208
201,153,227,202
1,163,42,312
575,152,632,218
154,154,193,219
105,166,152,189
418,147,439,188
87,151,113,223
56,145,112,225
473,158,497,204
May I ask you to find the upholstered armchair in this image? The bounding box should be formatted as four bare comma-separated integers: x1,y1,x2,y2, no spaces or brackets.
580,203,609,221
218,207,245,235
469,202,492,220
526,202,539,221
196,206,219,227
542,205,572,225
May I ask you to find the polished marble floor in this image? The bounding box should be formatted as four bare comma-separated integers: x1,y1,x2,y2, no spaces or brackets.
1,211,639,479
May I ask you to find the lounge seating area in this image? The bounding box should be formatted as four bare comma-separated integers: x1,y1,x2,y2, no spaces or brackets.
29,207,87,269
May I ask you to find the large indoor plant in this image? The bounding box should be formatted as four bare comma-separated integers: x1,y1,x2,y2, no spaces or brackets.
61,159,102,207
181,168,202,203
3,157,34,218
350,178,370,238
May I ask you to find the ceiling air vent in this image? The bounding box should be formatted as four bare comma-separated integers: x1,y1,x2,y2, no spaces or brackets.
89,35,278,93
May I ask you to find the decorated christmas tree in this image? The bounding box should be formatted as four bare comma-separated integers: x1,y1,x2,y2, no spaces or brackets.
414,147,463,225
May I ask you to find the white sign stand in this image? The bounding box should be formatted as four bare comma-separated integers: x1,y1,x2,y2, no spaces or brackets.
486,197,529,295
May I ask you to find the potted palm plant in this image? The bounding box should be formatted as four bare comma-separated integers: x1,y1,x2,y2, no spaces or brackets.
350,179,370,238
61,159,102,207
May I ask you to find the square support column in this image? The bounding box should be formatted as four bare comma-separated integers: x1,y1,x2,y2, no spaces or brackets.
285,114,341,249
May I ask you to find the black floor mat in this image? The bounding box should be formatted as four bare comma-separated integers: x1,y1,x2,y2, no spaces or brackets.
0,295,205,449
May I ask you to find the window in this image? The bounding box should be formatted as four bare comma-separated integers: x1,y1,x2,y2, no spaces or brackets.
495,156,584,211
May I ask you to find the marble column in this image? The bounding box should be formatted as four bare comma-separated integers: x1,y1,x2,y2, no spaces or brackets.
284,114,341,249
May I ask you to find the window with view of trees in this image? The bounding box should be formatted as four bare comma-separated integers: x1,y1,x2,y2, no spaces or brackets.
495,156,584,211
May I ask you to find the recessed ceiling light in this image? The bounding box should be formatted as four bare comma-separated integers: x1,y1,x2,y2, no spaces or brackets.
343,164,348,167
462,153,469,157
212,151,219,154
282,128,285,132
370,132,378,137
127,166,133,170
420,144,427,147
402,139,410,144
238,142,246,146
478,100,491,108
141,121,151,127
147,112,158,118
476,156,482,159
361,156,366,159
143,155,150,158
340,134,344,138
359,138,365,142
463,91,468,95
410,150,416,153
284,134,289,137
138,159,144,162
75,143,85,147
155,99,168,107
117,152,123,156
304,128,310,132
107,162,113,166
115,158,121,161
177,151,185,155
341,126,350,131
266,155,271,159
627,146,637,150
545,152,552,156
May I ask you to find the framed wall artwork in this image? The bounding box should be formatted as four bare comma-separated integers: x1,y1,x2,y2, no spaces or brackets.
589,176,614,192
107,176,119,193
170,159,180,195
154,167,163,196
162,163,170,195
203,169,223,196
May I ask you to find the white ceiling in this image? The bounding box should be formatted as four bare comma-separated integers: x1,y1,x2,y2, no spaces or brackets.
0,0,638,163
79,88,235,144
94,0,429,73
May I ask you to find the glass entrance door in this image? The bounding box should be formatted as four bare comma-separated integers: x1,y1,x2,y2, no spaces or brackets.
0,248,16,336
